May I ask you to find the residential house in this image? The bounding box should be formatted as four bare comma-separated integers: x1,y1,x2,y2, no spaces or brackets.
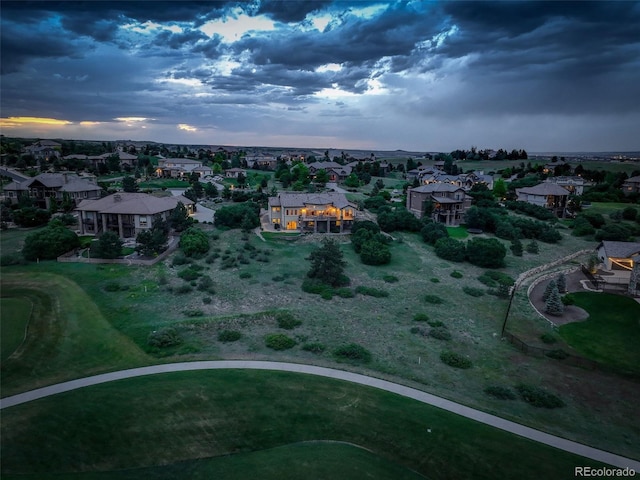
515,182,570,217
418,170,494,191
622,175,640,195
245,154,278,169
406,183,472,226
544,176,585,195
75,192,195,238
25,140,62,161
225,168,246,178
156,158,204,178
268,192,357,233
596,241,640,271
308,162,352,182
3,173,102,209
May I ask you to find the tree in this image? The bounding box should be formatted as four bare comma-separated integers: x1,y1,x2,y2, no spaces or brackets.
315,169,329,186
434,237,466,262
214,203,260,229
344,173,360,188
510,238,523,257
360,239,391,265
136,218,169,257
493,178,507,198
466,237,507,268
94,231,123,259
179,227,210,257
168,202,193,232
237,172,246,188
545,285,564,316
556,272,567,293
420,222,448,245
542,280,557,302
12,206,51,227
204,182,218,198
526,240,539,254
307,238,347,287
122,176,138,192
23,219,80,260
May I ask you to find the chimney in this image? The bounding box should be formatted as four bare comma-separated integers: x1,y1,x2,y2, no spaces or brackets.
114,194,122,202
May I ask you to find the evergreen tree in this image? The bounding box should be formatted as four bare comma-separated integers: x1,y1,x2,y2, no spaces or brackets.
545,286,564,316
306,238,347,287
556,272,567,293
122,176,138,192
94,231,123,259
526,240,539,254
510,238,523,257
168,202,193,232
542,280,557,302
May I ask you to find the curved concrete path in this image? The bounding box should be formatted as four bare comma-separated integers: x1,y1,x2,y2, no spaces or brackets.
1,361,638,471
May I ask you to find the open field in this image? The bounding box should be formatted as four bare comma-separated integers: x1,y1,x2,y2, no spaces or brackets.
560,293,640,376
1,370,608,479
0,297,31,362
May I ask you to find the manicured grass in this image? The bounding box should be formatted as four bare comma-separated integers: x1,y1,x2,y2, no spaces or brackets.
559,292,640,375
0,297,32,361
582,202,637,217
0,370,607,478
138,179,189,189
447,226,469,239
0,271,151,396
0,227,46,256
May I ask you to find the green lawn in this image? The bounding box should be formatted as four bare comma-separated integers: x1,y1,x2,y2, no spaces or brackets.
0,227,45,256
0,297,32,362
582,202,637,217
138,179,189,189
559,292,640,375
0,370,607,479
446,226,469,239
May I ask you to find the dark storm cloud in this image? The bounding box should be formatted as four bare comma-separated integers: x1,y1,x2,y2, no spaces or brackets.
152,29,209,49
256,0,333,23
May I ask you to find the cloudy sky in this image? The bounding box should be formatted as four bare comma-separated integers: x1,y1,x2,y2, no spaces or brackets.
1,1,639,152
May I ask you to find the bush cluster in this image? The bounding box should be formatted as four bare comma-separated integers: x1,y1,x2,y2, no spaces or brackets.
333,343,372,363
440,351,473,369
355,285,389,297
147,327,182,348
214,203,260,229
424,294,444,304
276,312,302,330
505,201,557,221
515,384,565,408
429,326,452,341
302,342,326,354
463,286,485,297
218,330,241,342
413,313,430,322
383,275,399,283
484,385,517,400
265,333,297,350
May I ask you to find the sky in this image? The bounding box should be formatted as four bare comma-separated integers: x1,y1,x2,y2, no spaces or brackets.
1,1,639,152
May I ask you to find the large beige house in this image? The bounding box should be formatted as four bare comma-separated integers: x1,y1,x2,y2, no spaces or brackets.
406,184,472,226
75,192,194,238
268,192,357,233
515,183,570,217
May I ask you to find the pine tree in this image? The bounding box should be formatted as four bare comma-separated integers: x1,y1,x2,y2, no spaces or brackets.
510,238,523,257
545,286,564,316
542,280,557,302
307,238,347,287
526,240,539,254
556,272,567,293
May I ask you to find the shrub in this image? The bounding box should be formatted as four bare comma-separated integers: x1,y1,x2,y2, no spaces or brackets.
428,320,445,327
440,351,472,369
484,385,517,400
450,270,463,279
22,220,80,261
197,275,215,293
515,384,565,408
183,309,204,317
335,288,355,298
510,238,523,257
302,342,326,354
526,240,539,254
478,271,515,288
276,312,302,330
302,277,334,297
622,207,637,221
0,253,27,266
561,293,576,306
540,333,557,344
239,271,252,279
104,282,124,292
421,222,449,245
545,286,564,316
178,267,201,281
542,280,557,302
180,227,210,257
595,223,635,242
147,327,182,348
466,237,506,268
214,202,260,229
571,216,596,237
429,326,452,341
413,313,430,322
203,297,212,304
265,333,297,350
434,237,466,262
430,277,440,283
545,349,569,360
333,343,372,363
174,284,193,294
383,274,399,283
218,330,241,342
355,285,389,297
360,239,392,265
463,286,484,297
172,254,189,266
424,294,443,304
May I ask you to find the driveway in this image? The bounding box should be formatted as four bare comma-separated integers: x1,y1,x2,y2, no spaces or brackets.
0,361,637,471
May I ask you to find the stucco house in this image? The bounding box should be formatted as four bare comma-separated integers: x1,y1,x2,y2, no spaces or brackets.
308,161,353,182
515,183,570,217
75,192,194,238
156,158,204,178
225,168,246,178
406,183,472,226
596,241,640,271
544,176,585,195
268,192,357,233
622,175,640,195
3,173,102,209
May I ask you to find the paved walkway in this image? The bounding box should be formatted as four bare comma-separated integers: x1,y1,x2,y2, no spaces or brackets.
1,361,638,471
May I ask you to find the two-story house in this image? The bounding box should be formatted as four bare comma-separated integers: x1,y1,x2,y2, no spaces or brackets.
75,192,194,238
3,173,102,209
622,175,640,195
515,183,570,217
406,184,472,226
268,192,357,233
156,158,204,178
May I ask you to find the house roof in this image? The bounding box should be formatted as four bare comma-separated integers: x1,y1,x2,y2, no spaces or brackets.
623,175,640,184
3,173,100,192
76,192,194,215
118,152,138,160
410,183,466,194
268,192,354,209
598,241,640,259
516,183,570,196
160,158,202,165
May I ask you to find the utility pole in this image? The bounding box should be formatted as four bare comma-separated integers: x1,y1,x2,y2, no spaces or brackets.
501,282,518,337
